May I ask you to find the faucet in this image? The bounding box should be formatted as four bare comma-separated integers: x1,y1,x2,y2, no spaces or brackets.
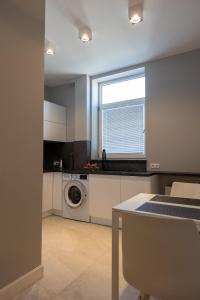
102,149,107,170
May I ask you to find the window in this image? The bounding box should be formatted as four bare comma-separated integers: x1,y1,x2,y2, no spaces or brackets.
99,75,145,158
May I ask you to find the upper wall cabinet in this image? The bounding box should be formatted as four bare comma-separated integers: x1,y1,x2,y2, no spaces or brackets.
44,100,66,124
43,100,66,142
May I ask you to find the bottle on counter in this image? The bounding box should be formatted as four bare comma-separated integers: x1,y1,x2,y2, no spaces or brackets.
102,149,107,170
59,159,63,169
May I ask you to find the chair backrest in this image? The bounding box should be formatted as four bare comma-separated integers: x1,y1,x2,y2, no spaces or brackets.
170,181,200,199
122,212,200,300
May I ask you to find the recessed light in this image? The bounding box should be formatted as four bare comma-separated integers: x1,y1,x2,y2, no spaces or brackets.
79,27,92,43
128,2,143,24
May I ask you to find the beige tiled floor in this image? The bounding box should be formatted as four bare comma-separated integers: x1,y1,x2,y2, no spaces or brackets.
13,216,158,300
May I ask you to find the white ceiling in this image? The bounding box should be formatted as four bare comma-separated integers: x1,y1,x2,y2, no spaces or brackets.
45,0,200,86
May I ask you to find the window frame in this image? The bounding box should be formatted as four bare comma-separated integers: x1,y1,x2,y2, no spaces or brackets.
98,74,146,159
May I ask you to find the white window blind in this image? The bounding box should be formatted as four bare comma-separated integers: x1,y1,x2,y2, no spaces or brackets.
99,74,145,158
102,102,144,154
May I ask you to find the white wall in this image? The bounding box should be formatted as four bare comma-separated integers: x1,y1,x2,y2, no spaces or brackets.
0,0,44,289
74,75,90,141
146,49,200,172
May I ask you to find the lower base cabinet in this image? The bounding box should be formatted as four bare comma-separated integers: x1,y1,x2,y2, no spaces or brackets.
43,173,159,225
52,173,63,211
120,175,159,202
89,175,121,226
42,172,63,216
42,173,53,213
89,174,159,226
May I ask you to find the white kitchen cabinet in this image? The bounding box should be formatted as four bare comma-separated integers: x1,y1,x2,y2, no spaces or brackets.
43,120,66,142
42,173,53,213
52,173,63,212
120,175,159,202
89,174,159,226
42,172,63,217
44,100,66,124
43,100,66,142
89,175,121,225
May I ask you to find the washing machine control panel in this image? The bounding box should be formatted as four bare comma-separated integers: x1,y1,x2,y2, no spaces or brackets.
71,174,88,180
80,174,88,180
63,173,72,181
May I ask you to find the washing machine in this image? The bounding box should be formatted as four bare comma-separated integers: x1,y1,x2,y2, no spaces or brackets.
62,173,90,222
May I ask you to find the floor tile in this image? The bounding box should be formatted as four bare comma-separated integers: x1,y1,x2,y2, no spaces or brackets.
12,216,160,300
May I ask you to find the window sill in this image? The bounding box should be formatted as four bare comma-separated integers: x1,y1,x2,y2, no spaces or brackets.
98,154,146,160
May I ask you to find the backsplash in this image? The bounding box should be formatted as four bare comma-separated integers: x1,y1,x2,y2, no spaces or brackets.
73,141,91,170
90,159,147,172
44,141,146,172
43,141,91,171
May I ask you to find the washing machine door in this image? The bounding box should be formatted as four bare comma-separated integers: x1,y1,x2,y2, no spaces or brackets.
64,180,87,208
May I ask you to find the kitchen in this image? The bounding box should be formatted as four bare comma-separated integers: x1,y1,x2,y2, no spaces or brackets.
1,1,200,300
42,49,200,226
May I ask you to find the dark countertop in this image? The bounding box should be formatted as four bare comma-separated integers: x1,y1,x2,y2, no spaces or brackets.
43,168,63,173
83,169,155,176
155,171,200,177
43,168,200,177
43,168,155,176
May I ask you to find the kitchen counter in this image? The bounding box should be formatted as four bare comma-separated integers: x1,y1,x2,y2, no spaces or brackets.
43,168,63,173
155,171,200,177
43,168,155,176
43,168,200,177
81,169,155,176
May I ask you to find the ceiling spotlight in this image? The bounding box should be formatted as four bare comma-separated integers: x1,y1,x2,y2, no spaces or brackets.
79,27,92,43
45,40,56,55
128,1,143,24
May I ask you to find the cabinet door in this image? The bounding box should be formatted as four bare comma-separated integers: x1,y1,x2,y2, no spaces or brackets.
52,173,63,211
43,120,66,142
44,100,66,124
42,173,53,212
89,175,121,221
120,176,158,202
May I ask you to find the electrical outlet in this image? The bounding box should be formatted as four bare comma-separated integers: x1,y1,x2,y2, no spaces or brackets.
53,161,60,167
150,163,160,169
